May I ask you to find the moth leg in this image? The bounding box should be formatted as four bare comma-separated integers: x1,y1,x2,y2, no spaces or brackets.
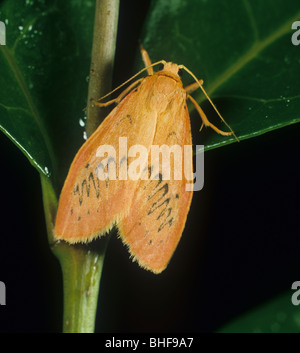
140,45,153,75
184,80,204,95
92,78,143,107
187,95,232,136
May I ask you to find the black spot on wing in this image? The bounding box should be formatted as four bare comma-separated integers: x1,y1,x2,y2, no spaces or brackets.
116,114,133,126
148,183,168,202
167,131,176,138
158,208,174,232
146,181,174,232
73,171,100,206
167,131,179,143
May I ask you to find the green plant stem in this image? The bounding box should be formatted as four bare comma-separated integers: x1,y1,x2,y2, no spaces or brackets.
54,242,108,333
86,0,120,137
41,0,120,333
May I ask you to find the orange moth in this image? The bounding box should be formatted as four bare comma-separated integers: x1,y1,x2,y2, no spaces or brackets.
55,47,235,274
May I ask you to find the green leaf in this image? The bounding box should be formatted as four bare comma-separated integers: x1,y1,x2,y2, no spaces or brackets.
0,0,95,182
218,291,300,333
139,0,300,151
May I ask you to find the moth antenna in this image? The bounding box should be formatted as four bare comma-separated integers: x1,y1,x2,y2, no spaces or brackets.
180,65,239,142
96,60,167,102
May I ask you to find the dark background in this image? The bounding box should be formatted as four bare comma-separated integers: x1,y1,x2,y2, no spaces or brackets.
1,0,300,332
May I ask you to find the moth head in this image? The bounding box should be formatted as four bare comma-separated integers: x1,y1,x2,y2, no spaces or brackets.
157,62,183,81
